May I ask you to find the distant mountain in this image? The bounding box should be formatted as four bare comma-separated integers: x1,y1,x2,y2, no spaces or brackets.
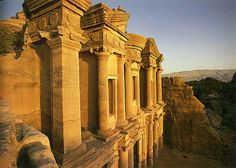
163,69,236,82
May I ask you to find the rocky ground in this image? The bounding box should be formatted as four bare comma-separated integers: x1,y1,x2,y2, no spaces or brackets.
155,145,231,168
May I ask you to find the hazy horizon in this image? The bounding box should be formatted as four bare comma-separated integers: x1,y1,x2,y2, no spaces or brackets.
0,0,235,73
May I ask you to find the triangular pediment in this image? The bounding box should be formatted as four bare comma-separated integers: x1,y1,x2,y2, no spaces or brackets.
142,38,160,57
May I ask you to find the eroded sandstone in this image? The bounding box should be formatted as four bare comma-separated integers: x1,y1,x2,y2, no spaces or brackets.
162,77,222,156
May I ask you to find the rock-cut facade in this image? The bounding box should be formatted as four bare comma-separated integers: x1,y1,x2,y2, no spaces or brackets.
1,1,166,167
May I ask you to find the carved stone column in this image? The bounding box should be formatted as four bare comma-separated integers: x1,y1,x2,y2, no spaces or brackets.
136,72,141,112
157,67,163,104
153,118,159,160
147,116,154,166
142,125,147,167
119,149,128,168
153,67,157,107
125,61,133,118
117,56,128,127
48,37,82,161
158,114,164,150
95,51,110,133
128,147,134,168
153,119,158,144
146,67,153,109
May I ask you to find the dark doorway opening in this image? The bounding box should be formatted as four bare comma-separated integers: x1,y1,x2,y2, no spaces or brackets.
134,141,139,168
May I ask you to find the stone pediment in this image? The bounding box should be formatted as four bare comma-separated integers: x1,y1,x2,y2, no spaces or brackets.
142,38,160,58
125,34,146,62
81,3,130,32
126,33,146,49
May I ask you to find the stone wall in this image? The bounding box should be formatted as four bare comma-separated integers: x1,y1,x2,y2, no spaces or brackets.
162,77,222,157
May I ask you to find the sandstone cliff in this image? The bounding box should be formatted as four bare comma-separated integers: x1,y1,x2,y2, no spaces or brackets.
187,73,236,166
162,77,222,157
0,12,41,130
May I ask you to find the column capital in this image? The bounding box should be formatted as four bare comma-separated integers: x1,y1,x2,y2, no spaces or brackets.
157,54,164,64
157,67,164,73
125,60,133,66
117,55,126,62
47,36,82,51
94,51,109,60
153,67,158,73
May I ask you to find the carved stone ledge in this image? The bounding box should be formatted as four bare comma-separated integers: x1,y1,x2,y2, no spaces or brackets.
23,0,91,18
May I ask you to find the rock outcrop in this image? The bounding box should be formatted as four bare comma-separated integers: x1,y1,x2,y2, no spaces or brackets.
187,73,236,166
162,77,222,157
0,12,41,130
0,12,26,57
0,97,58,168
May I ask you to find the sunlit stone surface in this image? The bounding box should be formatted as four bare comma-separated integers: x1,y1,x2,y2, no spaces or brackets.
0,1,165,167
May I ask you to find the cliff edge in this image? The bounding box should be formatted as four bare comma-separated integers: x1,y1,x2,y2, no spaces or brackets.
162,77,222,157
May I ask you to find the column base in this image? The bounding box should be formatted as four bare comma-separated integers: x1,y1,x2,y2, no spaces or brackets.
147,157,153,167
96,129,119,141
53,143,86,165
158,136,163,150
116,120,128,128
142,160,147,168
157,101,165,105
146,106,153,111
126,114,136,119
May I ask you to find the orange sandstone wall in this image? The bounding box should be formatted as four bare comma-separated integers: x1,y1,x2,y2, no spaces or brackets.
0,46,41,130
79,52,98,132
162,77,222,157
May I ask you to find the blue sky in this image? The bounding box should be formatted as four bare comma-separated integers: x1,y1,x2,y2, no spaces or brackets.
0,0,235,73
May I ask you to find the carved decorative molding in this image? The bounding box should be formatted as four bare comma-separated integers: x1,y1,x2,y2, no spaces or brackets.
82,28,127,55
23,0,91,18
81,3,129,33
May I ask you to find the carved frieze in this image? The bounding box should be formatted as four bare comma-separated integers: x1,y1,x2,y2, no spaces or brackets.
82,28,127,55
24,0,90,43
23,0,91,18
141,54,158,68
49,12,59,26
125,47,142,63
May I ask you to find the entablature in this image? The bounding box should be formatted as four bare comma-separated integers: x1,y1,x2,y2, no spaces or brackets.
81,24,128,55
23,0,91,19
125,46,142,63
23,0,90,44
81,3,130,33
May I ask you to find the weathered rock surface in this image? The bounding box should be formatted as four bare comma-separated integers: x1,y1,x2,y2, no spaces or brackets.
0,12,25,57
187,73,236,166
0,12,41,130
0,97,58,168
0,97,18,167
162,77,222,157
